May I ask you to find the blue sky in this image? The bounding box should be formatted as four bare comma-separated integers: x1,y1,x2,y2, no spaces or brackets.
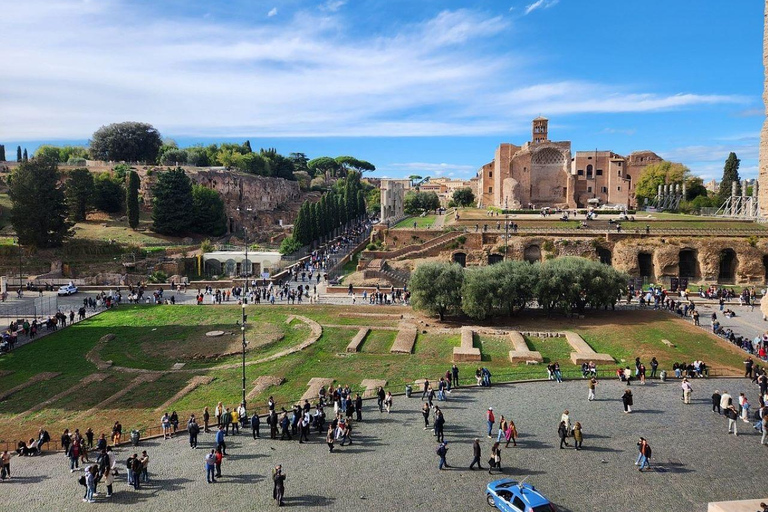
0,0,763,181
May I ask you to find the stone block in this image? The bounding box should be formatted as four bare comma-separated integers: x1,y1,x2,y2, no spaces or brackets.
453,327,481,362
346,328,370,353
390,322,417,354
508,331,543,363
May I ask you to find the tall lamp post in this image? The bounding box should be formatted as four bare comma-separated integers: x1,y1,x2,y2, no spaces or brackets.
15,238,22,291
243,227,249,294
241,303,248,413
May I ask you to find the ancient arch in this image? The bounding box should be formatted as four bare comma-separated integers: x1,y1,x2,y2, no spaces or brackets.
638,252,654,280
718,249,738,283
204,259,222,276
452,252,466,267
524,245,541,263
597,247,612,266
488,254,504,265
678,249,700,279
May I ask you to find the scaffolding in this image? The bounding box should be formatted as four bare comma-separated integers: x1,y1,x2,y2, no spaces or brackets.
651,183,685,210
713,180,759,218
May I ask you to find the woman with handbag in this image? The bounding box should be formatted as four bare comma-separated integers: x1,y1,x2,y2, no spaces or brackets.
488,442,501,474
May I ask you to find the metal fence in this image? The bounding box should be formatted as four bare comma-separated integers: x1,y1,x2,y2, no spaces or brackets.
0,295,60,323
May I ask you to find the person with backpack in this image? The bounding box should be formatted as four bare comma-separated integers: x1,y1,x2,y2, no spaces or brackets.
130,454,142,490
272,465,286,507
557,421,569,449
622,389,633,413
188,415,200,449
125,454,135,486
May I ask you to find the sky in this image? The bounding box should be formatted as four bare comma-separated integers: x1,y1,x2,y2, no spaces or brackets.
0,0,764,182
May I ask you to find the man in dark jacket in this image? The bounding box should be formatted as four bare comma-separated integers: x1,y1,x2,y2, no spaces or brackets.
469,438,483,470
377,387,386,412
272,465,286,506
131,454,142,490
187,416,199,448
251,413,260,439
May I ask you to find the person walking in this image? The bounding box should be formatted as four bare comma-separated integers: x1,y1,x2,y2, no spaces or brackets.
452,364,459,387
726,404,739,436
720,391,733,412
384,391,393,413
84,465,96,503
469,438,483,470
251,412,260,439
572,422,583,450
650,357,659,379
681,379,692,404
557,421,569,449
205,450,216,483
272,465,286,507
740,394,751,423
504,419,518,448
636,438,651,471
489,413,503,442
761,413,768,446
102,447,115,498
486,408,495,438
488,442,501,474
355,393,363,421
422,402,431,430
712,390,722,414
161,413,171,440
377,386,386,412
588,377,597,401
421,379,430,400
622,389,633,413
436,441,449,470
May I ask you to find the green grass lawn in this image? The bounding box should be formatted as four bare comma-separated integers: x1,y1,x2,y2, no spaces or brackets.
394,215,437,229
0,306,747,443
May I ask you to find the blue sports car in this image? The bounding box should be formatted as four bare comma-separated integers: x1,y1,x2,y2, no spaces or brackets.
486,478,557,512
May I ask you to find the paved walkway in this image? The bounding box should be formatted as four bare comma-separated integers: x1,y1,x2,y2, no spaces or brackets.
3,378,766,511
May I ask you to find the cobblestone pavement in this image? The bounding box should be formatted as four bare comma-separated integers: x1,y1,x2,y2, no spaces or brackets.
2,377,766,511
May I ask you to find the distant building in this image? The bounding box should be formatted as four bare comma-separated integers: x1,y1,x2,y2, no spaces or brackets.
705,179,718,193
477,118,663,209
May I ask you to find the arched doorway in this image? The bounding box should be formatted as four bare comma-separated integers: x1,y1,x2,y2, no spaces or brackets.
524,245,541,263
718,249,737,283
452,252,466,267
488,254,503,265
597,248,612,266
638,253,654,280
204,259,222,276
225,259,236,276
678,249,699,279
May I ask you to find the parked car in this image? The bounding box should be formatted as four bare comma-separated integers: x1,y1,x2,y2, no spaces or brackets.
57,284,78,296
486,478,556,512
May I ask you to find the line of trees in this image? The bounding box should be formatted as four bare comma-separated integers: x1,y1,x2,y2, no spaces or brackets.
410,257,628,321
152,168,226,236
281,172,367,254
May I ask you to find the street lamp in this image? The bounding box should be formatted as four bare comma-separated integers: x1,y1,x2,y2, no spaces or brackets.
243,227,249,294
241,303,248,414
15,238,22,292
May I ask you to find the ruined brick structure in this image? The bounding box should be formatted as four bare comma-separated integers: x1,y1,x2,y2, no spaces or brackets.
478,118,662,210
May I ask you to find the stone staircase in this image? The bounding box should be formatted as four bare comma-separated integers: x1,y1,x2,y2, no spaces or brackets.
392,231,464,261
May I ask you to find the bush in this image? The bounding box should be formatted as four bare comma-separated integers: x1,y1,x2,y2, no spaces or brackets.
279,237,304,255
201,239,214,252
147,270,168,283
67,157,86,166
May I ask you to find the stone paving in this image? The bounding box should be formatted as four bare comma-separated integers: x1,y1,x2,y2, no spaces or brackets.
2,377,767,511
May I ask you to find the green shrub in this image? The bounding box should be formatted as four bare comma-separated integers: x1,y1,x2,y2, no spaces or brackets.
542,240,555,252
279,237,303,255
457,235,467,244
148,270,168,283
201,239,214,252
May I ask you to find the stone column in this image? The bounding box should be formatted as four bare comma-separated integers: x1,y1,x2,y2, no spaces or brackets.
759,0,768,217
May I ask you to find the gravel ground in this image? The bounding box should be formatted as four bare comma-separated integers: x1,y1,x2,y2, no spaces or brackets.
2,377,766,511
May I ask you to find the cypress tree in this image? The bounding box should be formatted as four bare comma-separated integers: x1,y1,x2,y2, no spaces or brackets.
357,190,366,219
23,148,29,162
243,140,252,154
0,145,5,162
151,168,194,235
718,152,741,204
16,146,21,162
126,171,140,229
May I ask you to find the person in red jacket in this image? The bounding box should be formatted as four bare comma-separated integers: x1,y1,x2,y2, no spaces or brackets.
486,407,495,438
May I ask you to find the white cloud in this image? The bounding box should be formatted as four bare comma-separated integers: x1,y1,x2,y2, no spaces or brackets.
600,127,637,136
661,144,758,163
524,0,559,16
320,0,346,12
381,162,477,178
0,1,746,141
267,7,278,17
